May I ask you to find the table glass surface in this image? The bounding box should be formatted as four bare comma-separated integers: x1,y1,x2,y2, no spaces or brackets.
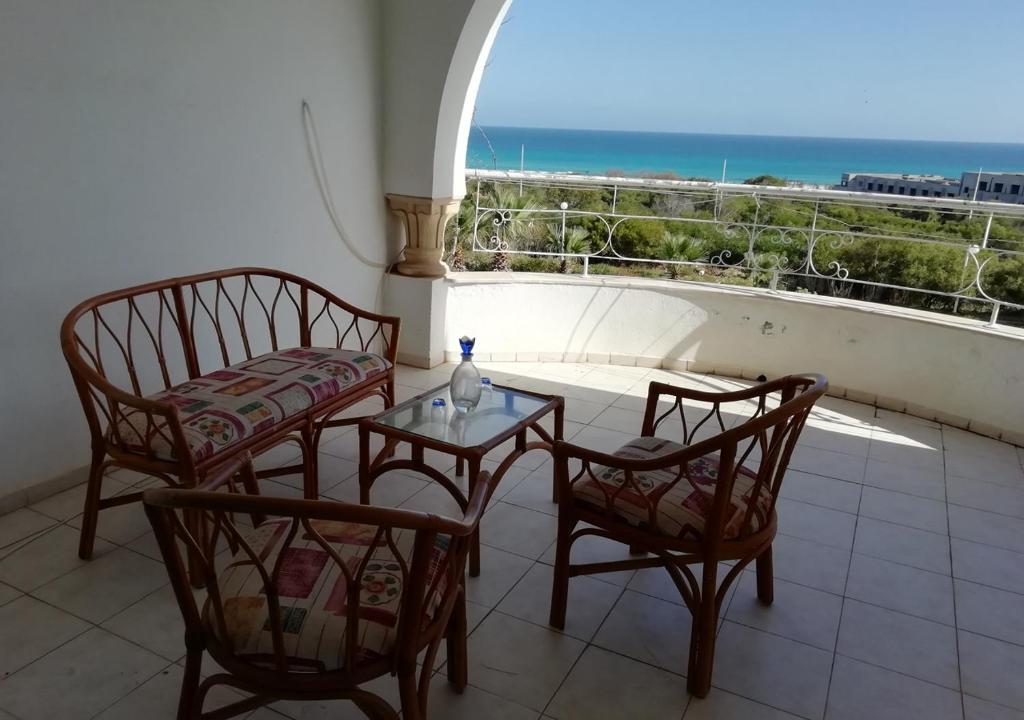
373,383,551,448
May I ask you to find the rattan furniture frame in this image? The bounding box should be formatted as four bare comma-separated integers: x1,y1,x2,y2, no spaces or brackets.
144,453,496,720
359,383,564,577
548,374,827,697
61,267,400,568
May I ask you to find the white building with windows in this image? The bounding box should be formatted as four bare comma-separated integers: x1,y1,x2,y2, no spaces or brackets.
960,171,1024,204
837,172,960,198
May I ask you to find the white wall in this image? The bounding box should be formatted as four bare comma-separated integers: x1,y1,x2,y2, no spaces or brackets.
445,274,1024,443
0,0,387,499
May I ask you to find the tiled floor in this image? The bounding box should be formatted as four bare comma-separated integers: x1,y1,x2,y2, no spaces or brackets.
2,361,1024,719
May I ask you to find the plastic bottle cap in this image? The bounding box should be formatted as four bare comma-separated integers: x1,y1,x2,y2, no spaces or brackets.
481,377,492,385
432,398,446,407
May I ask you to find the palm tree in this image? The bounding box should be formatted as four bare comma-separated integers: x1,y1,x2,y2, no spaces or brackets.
445,194,477,272
659,231,706,279
549,223,590,273
486,185,540,272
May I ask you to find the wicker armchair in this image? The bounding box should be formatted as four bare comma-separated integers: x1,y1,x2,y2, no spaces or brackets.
548,374,827,697
143,454,495,720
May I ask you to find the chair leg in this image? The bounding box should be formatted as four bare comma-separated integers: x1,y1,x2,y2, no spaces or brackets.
238,458,266,527
177,648,203,720
77,448,106,560
299,425,318,499
446,589,468,692
686,563,720,698
548,513,574,630
756,545,774,606
397,670,422,720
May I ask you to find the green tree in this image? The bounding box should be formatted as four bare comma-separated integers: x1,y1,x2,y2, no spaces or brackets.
659,231,706,279
548,224,591,274
485,184,541,272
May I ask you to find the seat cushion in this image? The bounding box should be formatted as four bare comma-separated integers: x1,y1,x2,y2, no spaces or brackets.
572,436,772,541
208,517,450,673
115,347,390,462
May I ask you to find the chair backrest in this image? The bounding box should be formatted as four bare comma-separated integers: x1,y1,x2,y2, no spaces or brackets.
564,374,827,546
61,268,399,460
143,470,494,681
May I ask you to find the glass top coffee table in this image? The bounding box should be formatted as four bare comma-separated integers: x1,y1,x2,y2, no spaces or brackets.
358,382,564,576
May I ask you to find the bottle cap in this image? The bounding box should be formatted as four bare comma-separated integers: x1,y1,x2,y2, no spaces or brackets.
432,398,446,407
481,377,492,386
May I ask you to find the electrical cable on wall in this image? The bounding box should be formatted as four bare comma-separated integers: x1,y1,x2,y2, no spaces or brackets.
302,100,405,311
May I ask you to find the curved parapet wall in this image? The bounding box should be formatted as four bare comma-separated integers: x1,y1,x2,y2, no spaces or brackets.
444,273,1024,444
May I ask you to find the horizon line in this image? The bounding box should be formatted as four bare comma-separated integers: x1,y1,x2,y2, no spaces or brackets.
473,124,1024,147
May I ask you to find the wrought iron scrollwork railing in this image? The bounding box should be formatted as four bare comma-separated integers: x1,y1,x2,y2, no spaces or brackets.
466,169,1024,326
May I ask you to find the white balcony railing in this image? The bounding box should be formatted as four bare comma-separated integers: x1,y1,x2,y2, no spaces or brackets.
464,169,1024,327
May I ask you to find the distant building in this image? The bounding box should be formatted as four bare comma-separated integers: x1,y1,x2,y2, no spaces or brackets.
837,172,960,198
959,171,1024,204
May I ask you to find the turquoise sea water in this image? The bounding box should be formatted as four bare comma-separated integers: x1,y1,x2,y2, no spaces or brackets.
467,126,1024,186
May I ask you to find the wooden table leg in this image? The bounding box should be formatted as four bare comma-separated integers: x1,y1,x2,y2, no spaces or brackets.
552,401,565,503
358,423,371,504
455,456,465,477
468,456,482,577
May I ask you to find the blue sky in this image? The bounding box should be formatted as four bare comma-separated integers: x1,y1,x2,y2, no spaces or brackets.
474,0,1024,143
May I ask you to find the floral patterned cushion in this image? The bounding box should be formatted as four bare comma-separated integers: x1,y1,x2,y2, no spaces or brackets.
572,436,772,541
208,517,450,672
114,347,390,462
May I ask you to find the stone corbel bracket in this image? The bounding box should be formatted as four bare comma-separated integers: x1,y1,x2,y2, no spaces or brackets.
386,194,462,278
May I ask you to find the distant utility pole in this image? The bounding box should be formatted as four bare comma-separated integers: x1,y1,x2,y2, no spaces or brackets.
519,144,525,196
721,159,728,184
969,166,982,219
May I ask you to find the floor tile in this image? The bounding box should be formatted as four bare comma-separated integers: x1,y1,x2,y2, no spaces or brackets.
594,589,694,674
726,574,842,650
796,421,871,457
788,446,867,484
778,471,861,514
480,502,559,560
502,466,559,516
837,599,959,689
269,674,400,719
0,524,116,591
964,695,1024,720
944,452,1024,488
712,621,832,720
868,435,944,471
33,546,168,623
826,654,963,720
464,545,533,608
853,517,950,574
0,509,57,550
426,677,537,720
325,470,427,508
959,630,1024,711
0,595,90,678
858,485,949,534
563,397,613,425
776,498,856,551
951,539,1024,595
0,583,20,607
102,584,187,661
0,627,166,720
465,612,584,712
93,664,245,720
768,534,850,595
863,458,946,500
539,529,637,587
947,476,1024,519
497,562,621,641
547,645,688,720
684,689,802,719
955,579,1024,647
949,505,1024,555
66,499,155,546
844,553,954,625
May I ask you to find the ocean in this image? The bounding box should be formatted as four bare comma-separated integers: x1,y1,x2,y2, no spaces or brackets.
466,126,1024,186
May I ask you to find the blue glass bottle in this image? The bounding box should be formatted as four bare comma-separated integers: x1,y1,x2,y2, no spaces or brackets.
450,335,482,414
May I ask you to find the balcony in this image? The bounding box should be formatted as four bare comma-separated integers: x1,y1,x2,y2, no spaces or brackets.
0,360,1022,718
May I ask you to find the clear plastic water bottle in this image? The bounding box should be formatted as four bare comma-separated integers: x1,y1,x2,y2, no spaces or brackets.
450,336,482,414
